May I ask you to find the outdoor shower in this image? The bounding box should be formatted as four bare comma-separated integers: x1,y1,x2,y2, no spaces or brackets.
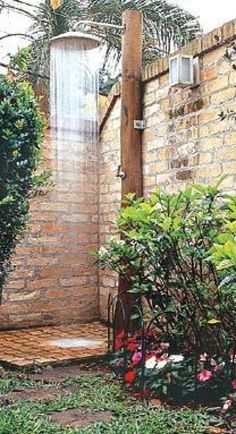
49,11,143,326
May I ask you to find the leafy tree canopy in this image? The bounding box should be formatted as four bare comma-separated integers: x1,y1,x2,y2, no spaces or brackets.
0,0,202,92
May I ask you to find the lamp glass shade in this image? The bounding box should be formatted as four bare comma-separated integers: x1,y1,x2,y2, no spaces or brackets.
170,57,178,84
169,54,194,86
181,56,191,82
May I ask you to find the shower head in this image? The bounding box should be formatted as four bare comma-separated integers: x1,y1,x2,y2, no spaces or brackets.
50,31,101,50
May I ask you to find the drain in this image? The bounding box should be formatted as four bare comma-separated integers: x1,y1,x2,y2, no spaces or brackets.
48,338,103,348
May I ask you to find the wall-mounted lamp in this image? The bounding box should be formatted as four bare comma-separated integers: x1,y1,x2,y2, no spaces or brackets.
169,54,199,87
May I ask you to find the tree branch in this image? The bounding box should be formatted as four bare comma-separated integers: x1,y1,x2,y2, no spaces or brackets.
0,61,49,80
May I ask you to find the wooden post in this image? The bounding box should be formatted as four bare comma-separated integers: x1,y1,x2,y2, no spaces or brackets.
116,10,143,332
120,10,143,199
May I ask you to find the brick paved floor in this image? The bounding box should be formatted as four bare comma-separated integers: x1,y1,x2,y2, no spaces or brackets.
0,322,107,368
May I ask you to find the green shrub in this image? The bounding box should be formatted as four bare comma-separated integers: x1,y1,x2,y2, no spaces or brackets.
209,197,236,289
0,76,45,296
98,180,236,405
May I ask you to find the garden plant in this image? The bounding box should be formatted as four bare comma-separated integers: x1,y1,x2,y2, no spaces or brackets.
98,180,236,419
0,75,45,297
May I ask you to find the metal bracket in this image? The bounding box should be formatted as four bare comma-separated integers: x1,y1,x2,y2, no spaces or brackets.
116,165,126,180
134,120,145,130
75,20,125,32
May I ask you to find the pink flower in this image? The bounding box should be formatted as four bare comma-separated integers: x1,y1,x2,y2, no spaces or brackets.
214,363,225,374
232,379,236,390
222,399,233,412
160,342,170,350
160,352,169,360
199,353,208,362
116,357,125,368
197,369,213,383
132,351,142,366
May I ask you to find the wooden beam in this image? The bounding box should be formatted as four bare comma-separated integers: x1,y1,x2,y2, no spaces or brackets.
120,10,143,199
116,10,143,332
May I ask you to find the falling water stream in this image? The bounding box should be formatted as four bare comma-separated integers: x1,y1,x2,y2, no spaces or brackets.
48,33,100,325
50,34,99,191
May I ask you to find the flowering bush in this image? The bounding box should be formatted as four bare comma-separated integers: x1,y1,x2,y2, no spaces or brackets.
112,327,236,408
99,181,236,408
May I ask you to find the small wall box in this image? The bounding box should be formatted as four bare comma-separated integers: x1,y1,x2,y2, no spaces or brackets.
169,54,194,87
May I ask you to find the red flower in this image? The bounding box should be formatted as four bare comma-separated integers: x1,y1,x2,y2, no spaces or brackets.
114,330,126,350
232,379,236,390
126,336,137,352
135,328,144,336
124,369,135,383
116,330,125,340
127,343,137,351
114,340,124,350
146,328,156,337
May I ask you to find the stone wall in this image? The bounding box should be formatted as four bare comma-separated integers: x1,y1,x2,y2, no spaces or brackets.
0,131,99,329
99,19,236,318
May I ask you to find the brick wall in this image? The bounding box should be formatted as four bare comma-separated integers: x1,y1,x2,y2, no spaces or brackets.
0,131,99,329
99,96,121,319
1,19,236,329
99,19,236,318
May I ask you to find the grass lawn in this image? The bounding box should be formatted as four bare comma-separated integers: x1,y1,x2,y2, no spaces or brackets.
0,365,224,434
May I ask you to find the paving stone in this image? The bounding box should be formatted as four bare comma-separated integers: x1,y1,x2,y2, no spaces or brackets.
2,386,75,403
0,365,5,377
49,409,113,428
28,363,109,382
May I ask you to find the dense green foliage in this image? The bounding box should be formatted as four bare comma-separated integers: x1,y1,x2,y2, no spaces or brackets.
0,370,221,433
0,76,44,295
98,181,236,406
99,181,236,353
209,199,236,290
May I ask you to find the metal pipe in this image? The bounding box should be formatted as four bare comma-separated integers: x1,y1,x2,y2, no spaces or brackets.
74,20,125,32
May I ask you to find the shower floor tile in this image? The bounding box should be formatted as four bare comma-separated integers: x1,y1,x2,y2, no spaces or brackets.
0,322,107,368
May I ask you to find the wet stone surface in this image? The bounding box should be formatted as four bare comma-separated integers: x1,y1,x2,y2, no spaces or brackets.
0,322,107,368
